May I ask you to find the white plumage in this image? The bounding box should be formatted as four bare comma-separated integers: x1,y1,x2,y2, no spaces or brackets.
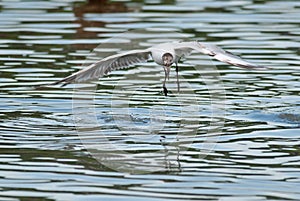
52,41,267,95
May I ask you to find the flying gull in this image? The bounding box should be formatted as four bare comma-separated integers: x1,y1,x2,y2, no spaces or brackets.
51,41,267,96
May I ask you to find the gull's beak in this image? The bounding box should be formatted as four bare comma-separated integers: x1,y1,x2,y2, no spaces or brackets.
164,62,172,67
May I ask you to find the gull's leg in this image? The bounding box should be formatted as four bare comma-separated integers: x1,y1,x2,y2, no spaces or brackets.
175,62,180,92
167,66,170,80
163,66,169,96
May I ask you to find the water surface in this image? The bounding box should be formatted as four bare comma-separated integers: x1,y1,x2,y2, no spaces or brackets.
0,0,300,200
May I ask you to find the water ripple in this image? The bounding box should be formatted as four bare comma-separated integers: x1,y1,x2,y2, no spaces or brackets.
0,0,300,200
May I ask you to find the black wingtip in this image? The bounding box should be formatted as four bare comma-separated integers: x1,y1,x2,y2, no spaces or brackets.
33,77,72,90
248,65,270,70
258,65,270,70
233,62,270,70
33,84,49,90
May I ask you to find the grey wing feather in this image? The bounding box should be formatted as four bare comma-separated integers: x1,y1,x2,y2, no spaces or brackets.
54,49,151,86
173,41,268,69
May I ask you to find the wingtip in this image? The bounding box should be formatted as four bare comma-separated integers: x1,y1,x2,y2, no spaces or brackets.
33,84,48,90
251,65,270,70
50,74,76,87
33,78,71,90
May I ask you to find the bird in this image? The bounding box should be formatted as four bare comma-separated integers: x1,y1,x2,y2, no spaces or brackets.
50,41,268,96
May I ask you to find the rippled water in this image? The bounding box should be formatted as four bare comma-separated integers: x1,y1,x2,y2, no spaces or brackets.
1,0,300,200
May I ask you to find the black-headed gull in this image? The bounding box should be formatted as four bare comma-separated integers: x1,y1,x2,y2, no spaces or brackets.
52,41,267,96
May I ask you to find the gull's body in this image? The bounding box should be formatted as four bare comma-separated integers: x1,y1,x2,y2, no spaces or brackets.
53,41,267,95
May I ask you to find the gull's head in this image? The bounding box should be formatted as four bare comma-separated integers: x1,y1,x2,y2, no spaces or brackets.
162,53,173,67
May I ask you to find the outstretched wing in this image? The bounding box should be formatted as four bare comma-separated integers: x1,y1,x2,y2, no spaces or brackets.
53,49,151,86
173,41,268,69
